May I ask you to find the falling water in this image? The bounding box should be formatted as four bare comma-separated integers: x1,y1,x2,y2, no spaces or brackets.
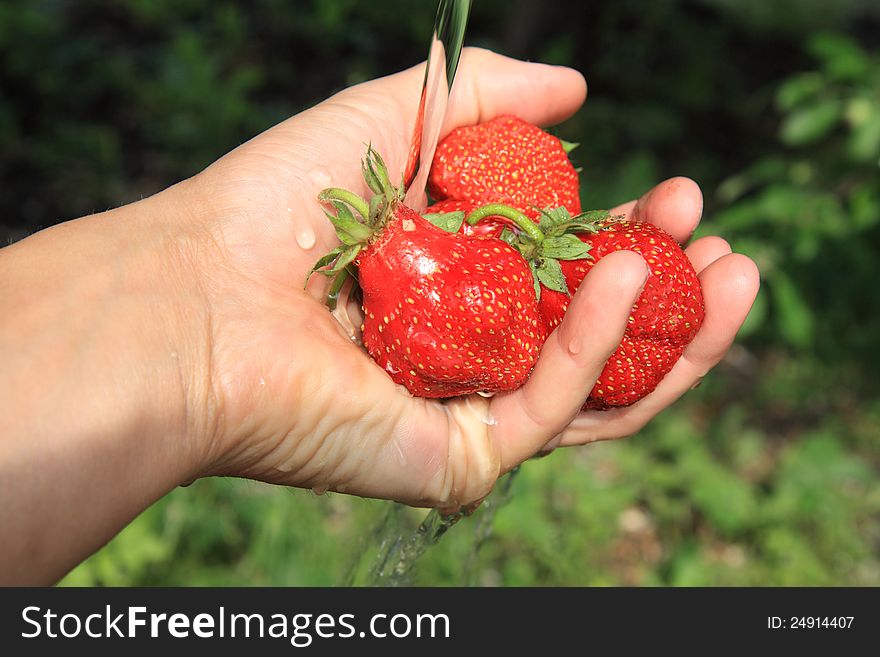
341,0,485,586
344,468,520,586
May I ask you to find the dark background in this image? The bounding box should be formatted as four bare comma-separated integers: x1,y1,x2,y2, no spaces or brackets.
2,0,878,585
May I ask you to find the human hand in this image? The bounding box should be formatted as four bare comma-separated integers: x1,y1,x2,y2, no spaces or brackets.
173,48,759,510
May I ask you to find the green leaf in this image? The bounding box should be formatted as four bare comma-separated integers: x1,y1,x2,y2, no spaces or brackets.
770,270,814,349
848,186,880,231
323,206,371,245
536,206,572,231
573,209,611,223
422,211,465,233
362,147,384,195
541,234,591,260
368,194,385,227
326,269,350,311
560,139,579,154
306,246,345,284
848,113,880,162
780,99,841,146
535,258,569,295
332,200,357,225
499,227,517,246
776,72,825,111
564,211,607,235
525,261,540,300
333,244,362,275
808,33,871,82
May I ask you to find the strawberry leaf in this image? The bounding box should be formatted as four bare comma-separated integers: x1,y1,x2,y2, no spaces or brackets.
574,209,611,224
560,139,579,154
306,246,346,283
535,258,569,295
362,149,384,196
529,261,542,300
423,211,465,233
368,194,385,228
537,206,573,231
333,244,362,274
541,234,592,260
499,227,517,246
323,206,372,245
327,269,350,311
331,200,358,226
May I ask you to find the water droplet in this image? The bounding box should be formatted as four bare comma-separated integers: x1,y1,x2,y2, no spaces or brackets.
295,224,316,250
567,338,582,356
259,377,266,386
311,485,328,496
308,166,332,188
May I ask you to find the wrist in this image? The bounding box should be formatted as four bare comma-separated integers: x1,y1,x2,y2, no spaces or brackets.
0,181,215,581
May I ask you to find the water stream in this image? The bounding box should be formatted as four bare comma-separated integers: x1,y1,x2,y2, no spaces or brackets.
345,468,520,586
342,0,488,587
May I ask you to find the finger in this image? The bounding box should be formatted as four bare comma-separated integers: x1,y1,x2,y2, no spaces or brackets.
443,47,588,134
490,250,649,471
685,236,732,274
557,252,759,445
610,177,703,245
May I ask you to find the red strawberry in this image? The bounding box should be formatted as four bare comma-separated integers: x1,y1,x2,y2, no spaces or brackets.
464,207,704,410
540,219,704,409
310,148,546,398
429,115,581,219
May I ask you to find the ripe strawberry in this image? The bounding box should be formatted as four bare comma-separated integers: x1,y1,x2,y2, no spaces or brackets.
429,115,581,219
553,220,704,410
309,148,546,398
464,206,704,410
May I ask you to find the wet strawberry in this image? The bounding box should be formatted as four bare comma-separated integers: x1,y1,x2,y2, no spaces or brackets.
429,115,581,217
464,206,704,410
553,220,704,410
309,148,546,398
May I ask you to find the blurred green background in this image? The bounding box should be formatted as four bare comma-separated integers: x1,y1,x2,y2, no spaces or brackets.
2,0,878,585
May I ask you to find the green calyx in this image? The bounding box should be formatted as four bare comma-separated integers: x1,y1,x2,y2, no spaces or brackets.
465,204,612,299
559,139,579,154
306,146,405,309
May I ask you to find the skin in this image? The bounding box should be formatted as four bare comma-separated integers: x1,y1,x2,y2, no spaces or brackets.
0,48,759,585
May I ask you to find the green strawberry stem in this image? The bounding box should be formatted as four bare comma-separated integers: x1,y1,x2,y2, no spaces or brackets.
466,203,613,299
318,188,371,223
465,204,545,243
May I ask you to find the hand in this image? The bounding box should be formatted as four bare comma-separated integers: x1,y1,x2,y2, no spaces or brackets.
183,48,760,508
0,48,759,583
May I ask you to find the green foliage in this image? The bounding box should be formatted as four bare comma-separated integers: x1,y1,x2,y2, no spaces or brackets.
1,0,876,586
710,32,880,362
